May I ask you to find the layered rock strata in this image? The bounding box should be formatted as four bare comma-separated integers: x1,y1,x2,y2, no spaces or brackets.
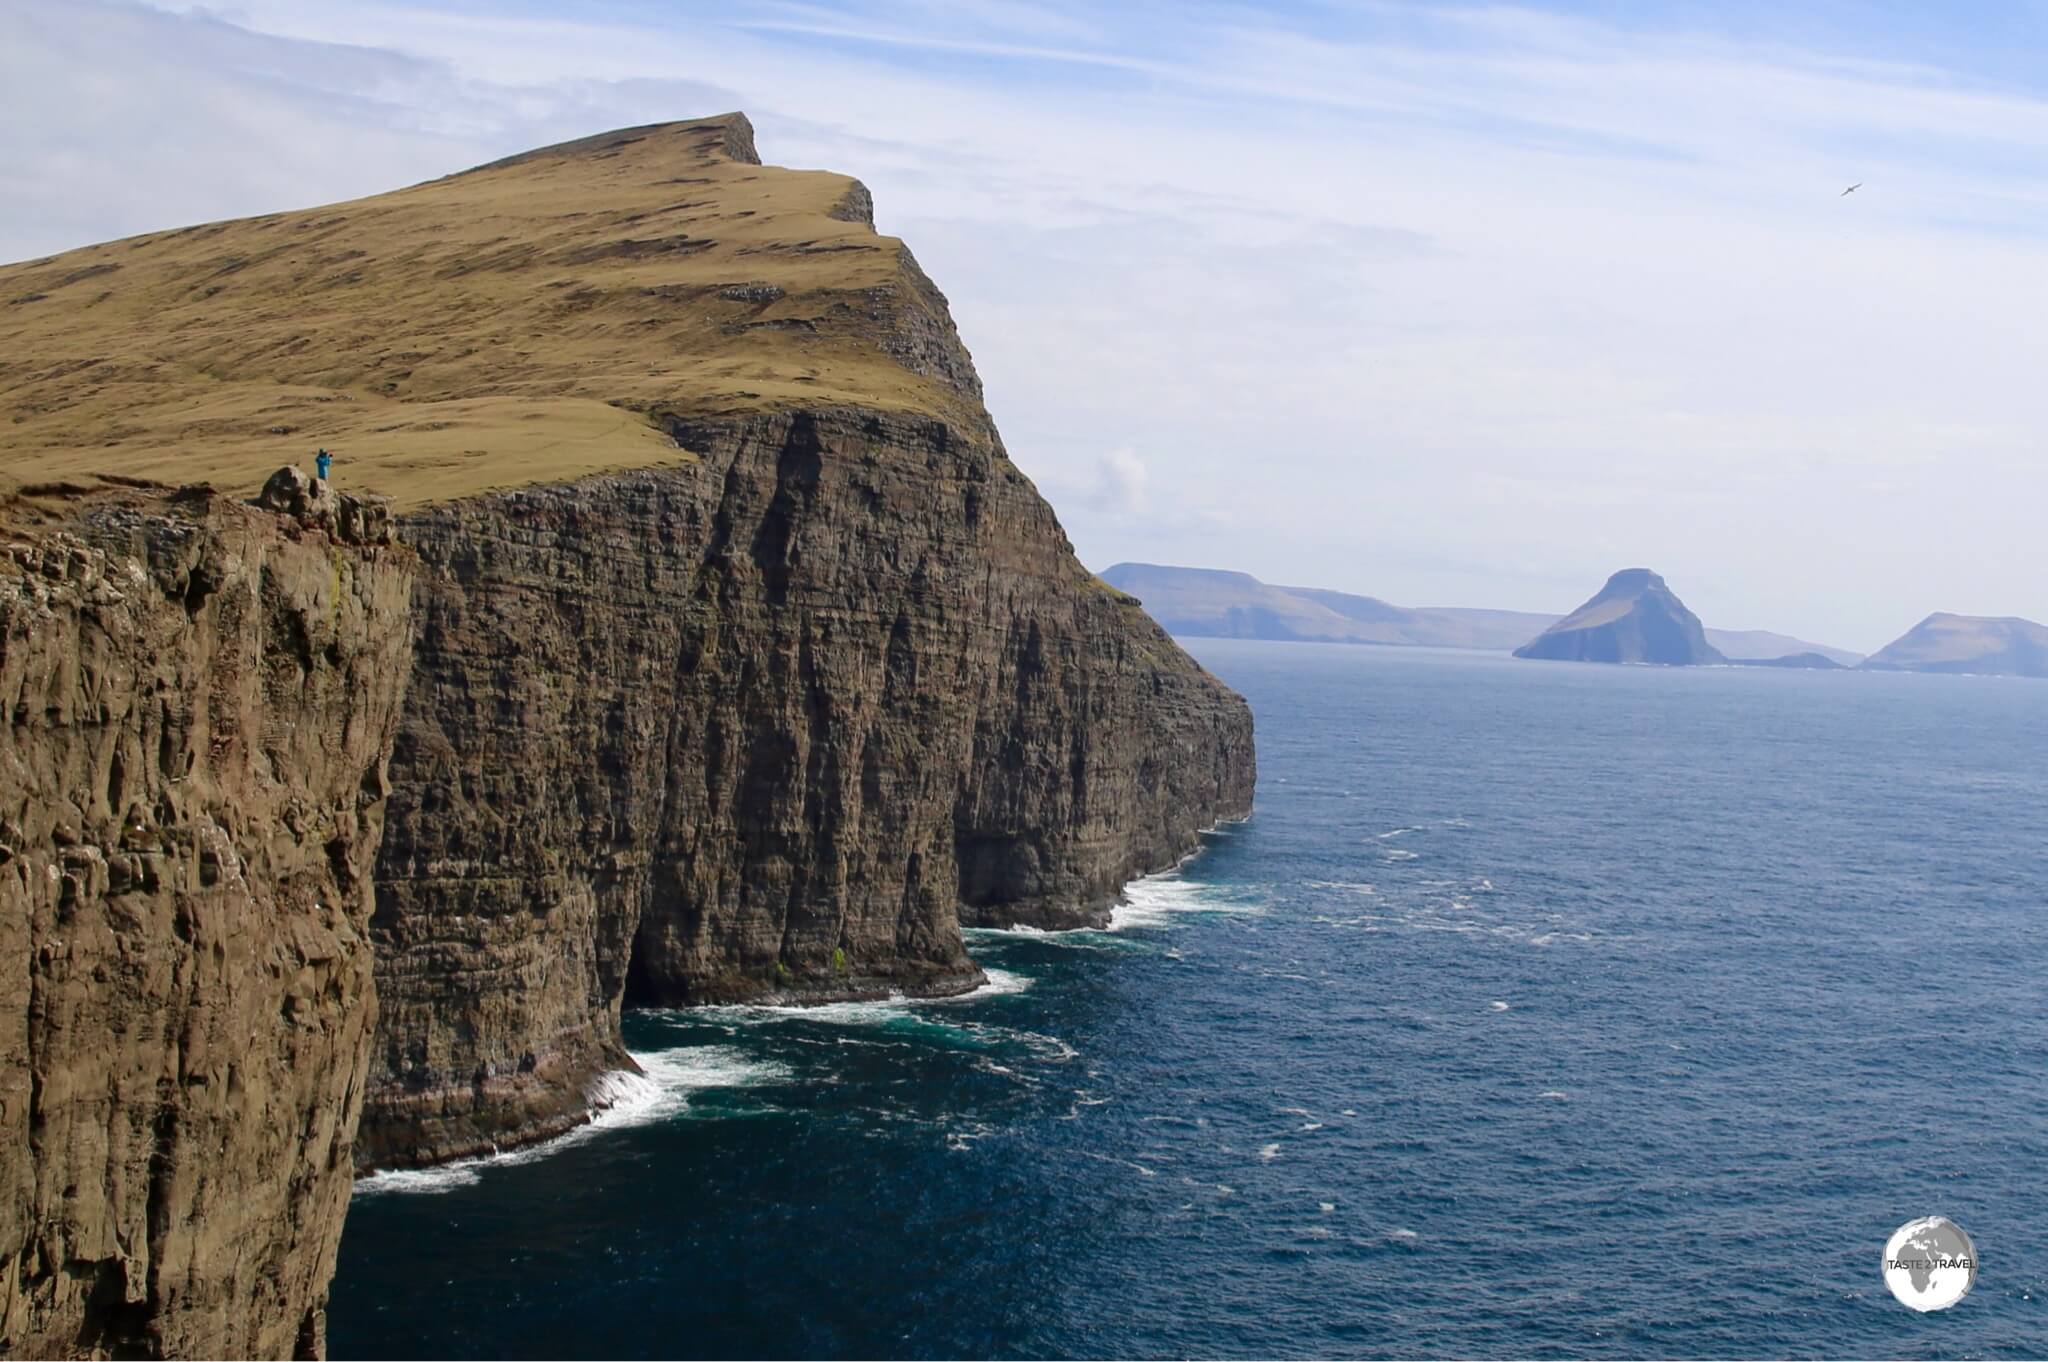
0,483,412,1358
360,406,1255,1168
0,111,1258,1355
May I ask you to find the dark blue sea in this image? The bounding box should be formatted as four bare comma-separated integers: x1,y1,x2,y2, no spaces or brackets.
330,640,2048,1359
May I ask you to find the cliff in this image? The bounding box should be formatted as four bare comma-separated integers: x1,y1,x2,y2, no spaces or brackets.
349,120,1256,1162
0,479,413,1357
362,409,1252,1167
0,109,1254,1346
1860,612,2048,677
1512,569,1725,665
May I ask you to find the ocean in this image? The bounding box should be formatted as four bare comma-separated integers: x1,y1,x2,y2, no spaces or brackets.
329,639,2048,1358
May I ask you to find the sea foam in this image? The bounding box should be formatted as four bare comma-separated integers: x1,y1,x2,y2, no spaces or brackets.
692,967,1035,1035
1111,871,1264,931
353,1045,788,1197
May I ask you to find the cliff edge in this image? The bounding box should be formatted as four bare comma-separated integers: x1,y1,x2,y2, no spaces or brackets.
0,481,413,1357
343,118,1254,1166
0,108,1255,1339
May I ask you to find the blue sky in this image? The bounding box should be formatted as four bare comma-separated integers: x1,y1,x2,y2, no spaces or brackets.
8,0,2048,649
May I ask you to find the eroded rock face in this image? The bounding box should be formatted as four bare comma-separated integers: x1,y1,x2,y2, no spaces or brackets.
359,409,1255,1168
0,113,1259,1356
255,467,395,548
0,485,413,1358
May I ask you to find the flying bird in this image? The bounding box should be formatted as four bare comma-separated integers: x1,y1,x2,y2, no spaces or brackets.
1841,182,1862,196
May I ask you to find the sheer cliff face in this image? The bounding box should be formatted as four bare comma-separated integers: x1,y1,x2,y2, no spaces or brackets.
321,118,1253,1171
362,408,1254,1166
0,111,1255,1343
0,486,412,1358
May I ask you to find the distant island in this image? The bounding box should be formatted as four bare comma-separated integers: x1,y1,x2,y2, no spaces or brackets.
1096,562,1861,664
1862,612,2048,677
1100,562,2048,680
1514,568,1724,665
1739,651,1847,670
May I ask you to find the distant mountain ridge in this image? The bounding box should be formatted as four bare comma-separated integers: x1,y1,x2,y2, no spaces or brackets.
1514,568,1723,665
1096,562,1861,664
1092,563,1536,650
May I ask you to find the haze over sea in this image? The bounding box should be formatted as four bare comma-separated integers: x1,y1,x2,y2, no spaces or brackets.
331,640,2048,1358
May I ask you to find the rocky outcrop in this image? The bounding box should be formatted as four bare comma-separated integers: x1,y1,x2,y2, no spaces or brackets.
1860,612,2048,677
360,408,1254,1168
0,481,412,1358
254,466,395,547
1513,568,1725,665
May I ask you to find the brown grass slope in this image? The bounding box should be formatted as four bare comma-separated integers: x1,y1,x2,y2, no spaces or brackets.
0,114,982,510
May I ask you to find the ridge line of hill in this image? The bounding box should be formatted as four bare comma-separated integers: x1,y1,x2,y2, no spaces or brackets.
1096,561,1863,665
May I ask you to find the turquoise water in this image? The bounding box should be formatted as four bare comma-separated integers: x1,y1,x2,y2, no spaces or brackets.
331,640,2048,1358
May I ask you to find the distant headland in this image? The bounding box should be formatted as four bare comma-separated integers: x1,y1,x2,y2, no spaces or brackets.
1100,561,2048,678
1861,612,2048,677
1096,562,1859,666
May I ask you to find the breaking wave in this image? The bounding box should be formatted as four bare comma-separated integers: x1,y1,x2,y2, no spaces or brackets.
352,1046,788,1196
1112,871,1267,931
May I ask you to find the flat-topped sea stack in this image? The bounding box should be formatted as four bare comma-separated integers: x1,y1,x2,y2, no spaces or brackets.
1861,612,2048,677
1513,568,1725,666
0,114,1254,1354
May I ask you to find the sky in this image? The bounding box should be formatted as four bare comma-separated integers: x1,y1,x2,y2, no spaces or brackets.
8,2,2048,650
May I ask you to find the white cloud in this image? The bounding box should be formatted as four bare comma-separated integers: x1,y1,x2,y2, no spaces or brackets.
1089,446,1150,515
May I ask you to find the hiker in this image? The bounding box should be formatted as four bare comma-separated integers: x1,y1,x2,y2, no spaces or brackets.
315,448,333,481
